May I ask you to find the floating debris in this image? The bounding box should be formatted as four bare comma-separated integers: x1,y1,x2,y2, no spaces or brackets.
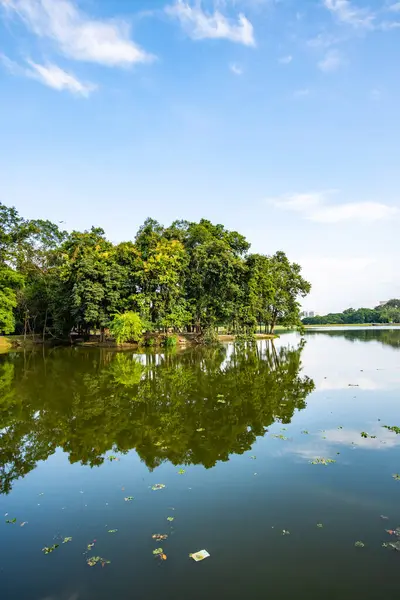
380,515,389,520
301,430,309,435
392,474,400,481
124,496,134,501
250,456,256,460
5,518,16,524
317,523,323,528
20,521,28,527
151,484,166,491
153,548,163,555
87,556,110,568
196,428,205,433
190,550,210,562
152,534,168,541
271,434,288,441
361,432,376,439
108,530,118,534
87,541,96,551
62,537,72,544
354,541,365,548
108,455,119,462
178,469,185,475
42,544,59,554
282,530,290,536
167,516,174,522
310,458,336,466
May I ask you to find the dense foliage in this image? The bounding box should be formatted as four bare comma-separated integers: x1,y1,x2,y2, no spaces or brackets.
302,300,400,326
0,203,310,339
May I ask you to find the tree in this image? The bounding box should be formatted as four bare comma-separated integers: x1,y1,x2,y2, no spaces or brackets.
263,252,311,334
59,228,126,336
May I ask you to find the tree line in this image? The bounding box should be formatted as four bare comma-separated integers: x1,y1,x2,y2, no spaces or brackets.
0,202,311,341
302,300,400,326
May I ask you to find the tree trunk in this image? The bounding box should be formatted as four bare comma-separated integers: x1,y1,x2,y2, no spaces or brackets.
42,308,48,343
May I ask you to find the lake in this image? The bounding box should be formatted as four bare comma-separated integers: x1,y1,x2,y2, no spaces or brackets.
1,328,400,600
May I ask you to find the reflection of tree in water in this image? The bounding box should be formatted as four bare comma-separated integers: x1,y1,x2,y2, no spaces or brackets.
304,328,400,349
0,342,314,494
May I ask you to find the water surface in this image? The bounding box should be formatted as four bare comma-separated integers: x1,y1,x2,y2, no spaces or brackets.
1,330,400,600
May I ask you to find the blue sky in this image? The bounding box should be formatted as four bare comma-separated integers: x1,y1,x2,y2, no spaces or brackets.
1,0,399,313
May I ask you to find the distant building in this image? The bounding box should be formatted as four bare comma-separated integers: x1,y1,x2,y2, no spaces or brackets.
301,311,316,318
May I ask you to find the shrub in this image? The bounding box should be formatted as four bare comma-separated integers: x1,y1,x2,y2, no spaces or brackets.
163,335,178,348
109,312,144,344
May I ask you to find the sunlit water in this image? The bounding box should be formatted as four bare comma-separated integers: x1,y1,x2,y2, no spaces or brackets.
1,329,400,600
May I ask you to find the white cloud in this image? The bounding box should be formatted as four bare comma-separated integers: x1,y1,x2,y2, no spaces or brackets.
279,55,292,64
165,0,256,46
323,0,375,29
271,191,329,212
1,53,95,96
310,201,398,223
389,2,400,11
271,190,398,223
293,88,310,98
0,0,153,66
318,49,343,72
229,62,243,74
27,60,96,96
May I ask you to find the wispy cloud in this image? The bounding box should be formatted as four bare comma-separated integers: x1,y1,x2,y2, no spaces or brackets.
279,55,292,64
165,0,256,46
323,0,375,29
389,2,400,11
229,62,243,74
270,190,398,223
318,49,343,72
0,0,154,66
1,53,95,96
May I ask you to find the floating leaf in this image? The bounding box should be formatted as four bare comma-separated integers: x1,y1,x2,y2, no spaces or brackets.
310,458,336,466
196,428,205,433
62,537,72,544
5,518,16,524
338,426,343,429
152,534,168,541
392,474,400,481
361,432,376,439
178,469,185,475
383,425,400,434
153,548,163,555
160,553,167,561
108,455,119,462
217,399,226,404
250,456,256,460
87,555,110,567
108,529,118,534
216,394,224,398
301,430,309,435
167,516,174,522
124,496,134,501
87,541,96,551
354,541,365,548
271,434,288,440
42,544,59,554
317,523,323,528
151,484,166,491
